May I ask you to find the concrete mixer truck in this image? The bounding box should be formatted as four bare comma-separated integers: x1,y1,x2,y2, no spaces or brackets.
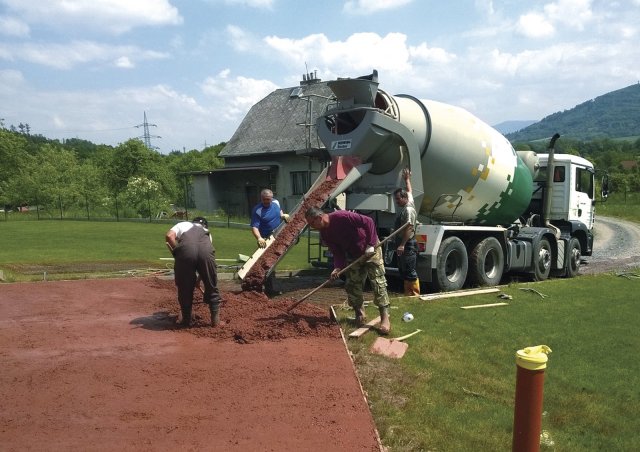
315,70,606,291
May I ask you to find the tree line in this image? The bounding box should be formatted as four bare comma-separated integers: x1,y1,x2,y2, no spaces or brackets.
515,136,640,194
1,125,639,220
0,126,224,218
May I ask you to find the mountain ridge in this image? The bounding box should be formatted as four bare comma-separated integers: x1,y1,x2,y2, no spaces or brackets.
505,83,640,142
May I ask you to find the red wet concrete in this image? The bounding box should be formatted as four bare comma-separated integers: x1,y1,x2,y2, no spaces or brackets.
0,277,381,451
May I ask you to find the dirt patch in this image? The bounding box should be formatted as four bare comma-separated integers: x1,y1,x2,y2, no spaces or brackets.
0,277,381,451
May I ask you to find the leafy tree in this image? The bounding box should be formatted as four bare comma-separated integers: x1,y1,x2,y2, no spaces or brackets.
121,176,169,218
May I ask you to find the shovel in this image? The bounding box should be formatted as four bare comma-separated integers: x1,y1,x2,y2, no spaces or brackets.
286,222,411,313
370,329,422,359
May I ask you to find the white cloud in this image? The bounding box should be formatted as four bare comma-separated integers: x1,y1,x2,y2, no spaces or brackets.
200,70,279,121
343,0,413,15
223,0,274,8
265,32,413,73
115,56,134,68
544,0,593,31
0,68,26,91
0,15,29,37
517,13,555,38
0,41,169,69
0,0,183,34
409,43,456,64
226,25,257,52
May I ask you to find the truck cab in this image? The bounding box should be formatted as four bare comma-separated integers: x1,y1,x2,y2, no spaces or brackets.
530,154,596,255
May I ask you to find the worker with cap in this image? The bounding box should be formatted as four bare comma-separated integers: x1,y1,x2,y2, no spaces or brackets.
165,216,222,327
250,188,290,296
393,168,421,295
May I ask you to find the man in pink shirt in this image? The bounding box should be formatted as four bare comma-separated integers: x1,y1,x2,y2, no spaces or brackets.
305,207,392,334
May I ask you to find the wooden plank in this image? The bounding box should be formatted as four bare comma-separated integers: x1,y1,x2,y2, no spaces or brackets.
236,235,275,279
460,302,509,310
419,287,500,301
348,316,381,338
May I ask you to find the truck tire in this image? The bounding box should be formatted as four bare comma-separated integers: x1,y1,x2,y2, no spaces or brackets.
432,236,468,292
565,237,581,278
533,237,552,281
469,237,504,287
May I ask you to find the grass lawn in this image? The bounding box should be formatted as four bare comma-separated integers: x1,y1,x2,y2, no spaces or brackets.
0,220,317,281
342,274,640,450
1,219,639,450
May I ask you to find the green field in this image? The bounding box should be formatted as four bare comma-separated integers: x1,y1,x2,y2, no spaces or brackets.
1,219,638,450
0,220,318,281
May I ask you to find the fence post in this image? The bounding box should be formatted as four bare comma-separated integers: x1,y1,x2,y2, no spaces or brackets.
512,345,552,452
147,191,151,223
59,194,63,220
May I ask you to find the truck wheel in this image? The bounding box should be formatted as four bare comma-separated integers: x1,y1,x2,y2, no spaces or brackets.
533,238,552,281
469,237,504,287
565,237,581,278
433,236,468,292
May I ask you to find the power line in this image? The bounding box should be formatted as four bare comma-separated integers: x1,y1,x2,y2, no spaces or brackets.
134,111,161,150
33,126,137,134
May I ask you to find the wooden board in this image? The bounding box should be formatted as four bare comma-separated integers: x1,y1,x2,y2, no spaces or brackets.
419,287,500,301
348,316,381,338
460,302,509,310
236,235,275,280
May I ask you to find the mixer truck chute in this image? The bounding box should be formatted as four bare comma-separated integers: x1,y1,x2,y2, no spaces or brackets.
315,70,602,291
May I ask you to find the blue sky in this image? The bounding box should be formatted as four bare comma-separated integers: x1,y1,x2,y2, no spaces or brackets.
1,0,639,154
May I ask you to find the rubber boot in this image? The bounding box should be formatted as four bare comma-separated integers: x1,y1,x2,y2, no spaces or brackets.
379,306,391,335
405,279,420,296
354,306,367,327
210,304,220,327
178,305,192,328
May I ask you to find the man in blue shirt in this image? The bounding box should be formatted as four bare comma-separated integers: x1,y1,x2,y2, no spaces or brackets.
250,189,289,295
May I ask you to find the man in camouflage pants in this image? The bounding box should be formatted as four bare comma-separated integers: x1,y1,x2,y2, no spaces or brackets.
305,207,392,334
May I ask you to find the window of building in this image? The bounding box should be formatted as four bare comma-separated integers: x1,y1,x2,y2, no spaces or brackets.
290,171,314,195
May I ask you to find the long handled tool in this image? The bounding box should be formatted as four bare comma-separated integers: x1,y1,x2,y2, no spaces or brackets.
287,222,411,313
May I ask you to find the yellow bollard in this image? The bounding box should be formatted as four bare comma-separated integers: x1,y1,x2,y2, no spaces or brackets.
512,345,552,452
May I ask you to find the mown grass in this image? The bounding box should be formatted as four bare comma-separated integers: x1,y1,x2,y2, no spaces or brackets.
598,192,640,223
1,220,639,450
0,220,316,281
343,275,640,451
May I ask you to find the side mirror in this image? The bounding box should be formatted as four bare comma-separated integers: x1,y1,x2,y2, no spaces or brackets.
600,175,609,201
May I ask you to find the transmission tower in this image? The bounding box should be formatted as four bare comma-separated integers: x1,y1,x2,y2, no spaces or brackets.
135,111,161,150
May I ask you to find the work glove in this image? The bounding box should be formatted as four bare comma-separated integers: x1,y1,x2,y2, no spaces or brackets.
257,238,267,248
364,246,375,258
282,213,290,223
